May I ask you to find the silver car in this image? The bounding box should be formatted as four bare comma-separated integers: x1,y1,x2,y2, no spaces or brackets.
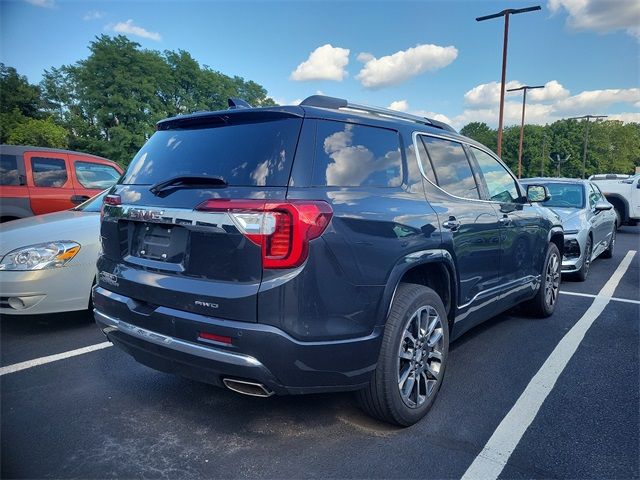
522,178,617,281
0,191,105,314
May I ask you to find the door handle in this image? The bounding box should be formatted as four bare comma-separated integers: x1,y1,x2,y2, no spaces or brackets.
443,217,460,231
70,195,90,205
499,216,513,227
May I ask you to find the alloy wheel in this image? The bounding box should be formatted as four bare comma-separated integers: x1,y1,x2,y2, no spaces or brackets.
397,305,444,408
610,229,616,249
584,239,592,273
545,252,561,308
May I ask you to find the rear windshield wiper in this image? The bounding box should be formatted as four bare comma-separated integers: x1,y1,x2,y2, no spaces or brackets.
149,175,228,196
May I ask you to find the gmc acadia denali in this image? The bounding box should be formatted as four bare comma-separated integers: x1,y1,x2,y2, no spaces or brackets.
94,95,563,426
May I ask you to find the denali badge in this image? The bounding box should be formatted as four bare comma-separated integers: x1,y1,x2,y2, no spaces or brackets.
99,271,119,287
129,208,165,221
195,300,219,309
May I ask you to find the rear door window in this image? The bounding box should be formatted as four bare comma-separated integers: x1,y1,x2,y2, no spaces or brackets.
420,136,479,199
0,154,21,186
75,161,121,189
312,120,401,187
31,157,68,187
471,147,521,203
122,117,302,186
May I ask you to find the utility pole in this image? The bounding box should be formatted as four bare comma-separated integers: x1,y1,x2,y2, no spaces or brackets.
507,84,545,178
541,134,546,176
568,115,608,178
476,5,541,158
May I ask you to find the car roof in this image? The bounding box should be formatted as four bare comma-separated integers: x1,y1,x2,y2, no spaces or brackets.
156,96,483,149
0,144,113,163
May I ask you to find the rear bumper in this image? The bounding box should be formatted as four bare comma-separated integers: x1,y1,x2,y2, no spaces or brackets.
93,287,382,395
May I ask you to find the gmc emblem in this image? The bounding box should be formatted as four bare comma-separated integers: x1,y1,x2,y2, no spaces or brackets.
129,208,165,221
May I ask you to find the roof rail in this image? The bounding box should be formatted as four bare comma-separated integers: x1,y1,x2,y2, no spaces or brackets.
299,95,456,133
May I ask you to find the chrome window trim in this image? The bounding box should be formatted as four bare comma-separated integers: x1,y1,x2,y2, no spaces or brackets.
412,131,526,206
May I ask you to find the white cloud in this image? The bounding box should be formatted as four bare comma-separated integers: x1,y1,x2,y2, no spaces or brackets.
387,100,452,125
607,112,640,123
290,44,350,82
273,97,302,106
549,0,640,37
83,10,105,21
464,80,571,107
356,44,458,89
452,102,556,130
527,80,571,102
109,19,161,41
388,100,409,112
413,110,453,125
24,0,54,7
555,87,640,114
464,80,523,107
453,83,640,129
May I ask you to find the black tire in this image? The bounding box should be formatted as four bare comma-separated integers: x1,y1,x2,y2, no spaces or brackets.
612,206,623,229
357,283,449,426
522,243,561,317
601,225,616,259
574,235,592,281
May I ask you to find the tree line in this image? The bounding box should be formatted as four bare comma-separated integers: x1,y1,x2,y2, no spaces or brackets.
1,34,638,177
460,121,640,178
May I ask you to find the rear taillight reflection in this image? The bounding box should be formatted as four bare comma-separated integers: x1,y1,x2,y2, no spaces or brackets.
195,199,333,269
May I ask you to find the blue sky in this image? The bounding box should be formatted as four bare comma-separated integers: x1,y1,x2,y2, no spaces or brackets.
1,0,638,128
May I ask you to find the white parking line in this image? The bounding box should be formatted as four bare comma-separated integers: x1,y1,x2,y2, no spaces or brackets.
560,290,640,305
0,342,112,376
462,250,637,480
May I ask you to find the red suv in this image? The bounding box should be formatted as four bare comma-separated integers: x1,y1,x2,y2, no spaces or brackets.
0,145,123,222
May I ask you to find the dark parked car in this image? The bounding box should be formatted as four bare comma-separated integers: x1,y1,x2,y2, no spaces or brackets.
94,96,563,426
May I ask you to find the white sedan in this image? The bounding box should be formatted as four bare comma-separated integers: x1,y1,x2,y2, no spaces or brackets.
0,191,105,315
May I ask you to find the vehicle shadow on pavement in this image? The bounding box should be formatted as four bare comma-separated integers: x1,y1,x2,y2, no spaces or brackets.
0,310,92,335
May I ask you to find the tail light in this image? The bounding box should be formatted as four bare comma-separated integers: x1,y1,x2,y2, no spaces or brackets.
101,194,122,221
196,199,333,269
104,194,122,206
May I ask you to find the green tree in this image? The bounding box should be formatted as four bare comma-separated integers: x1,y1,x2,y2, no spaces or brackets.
7,117,68,148
459,119,640,178
39,35,277,166
460,122,497,152
0,64,42,117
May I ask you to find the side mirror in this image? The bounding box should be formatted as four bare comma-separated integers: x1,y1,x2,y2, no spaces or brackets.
527,184,550,202
594,200,612,212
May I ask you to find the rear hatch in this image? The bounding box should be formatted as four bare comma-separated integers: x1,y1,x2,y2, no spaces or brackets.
99,108,304,322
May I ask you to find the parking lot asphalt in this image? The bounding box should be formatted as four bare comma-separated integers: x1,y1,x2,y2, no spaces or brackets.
1,226,638,479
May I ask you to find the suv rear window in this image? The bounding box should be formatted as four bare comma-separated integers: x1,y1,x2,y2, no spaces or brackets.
121,118,302,186
312,120,401,187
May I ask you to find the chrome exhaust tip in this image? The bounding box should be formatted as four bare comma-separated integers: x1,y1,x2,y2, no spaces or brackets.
223,378,274,397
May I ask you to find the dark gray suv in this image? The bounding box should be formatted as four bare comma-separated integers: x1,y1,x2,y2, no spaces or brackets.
94,95,563,426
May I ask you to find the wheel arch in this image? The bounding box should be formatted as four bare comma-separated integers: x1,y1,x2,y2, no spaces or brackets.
604,194,629,223
379,250,457,330
548,226,564,256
